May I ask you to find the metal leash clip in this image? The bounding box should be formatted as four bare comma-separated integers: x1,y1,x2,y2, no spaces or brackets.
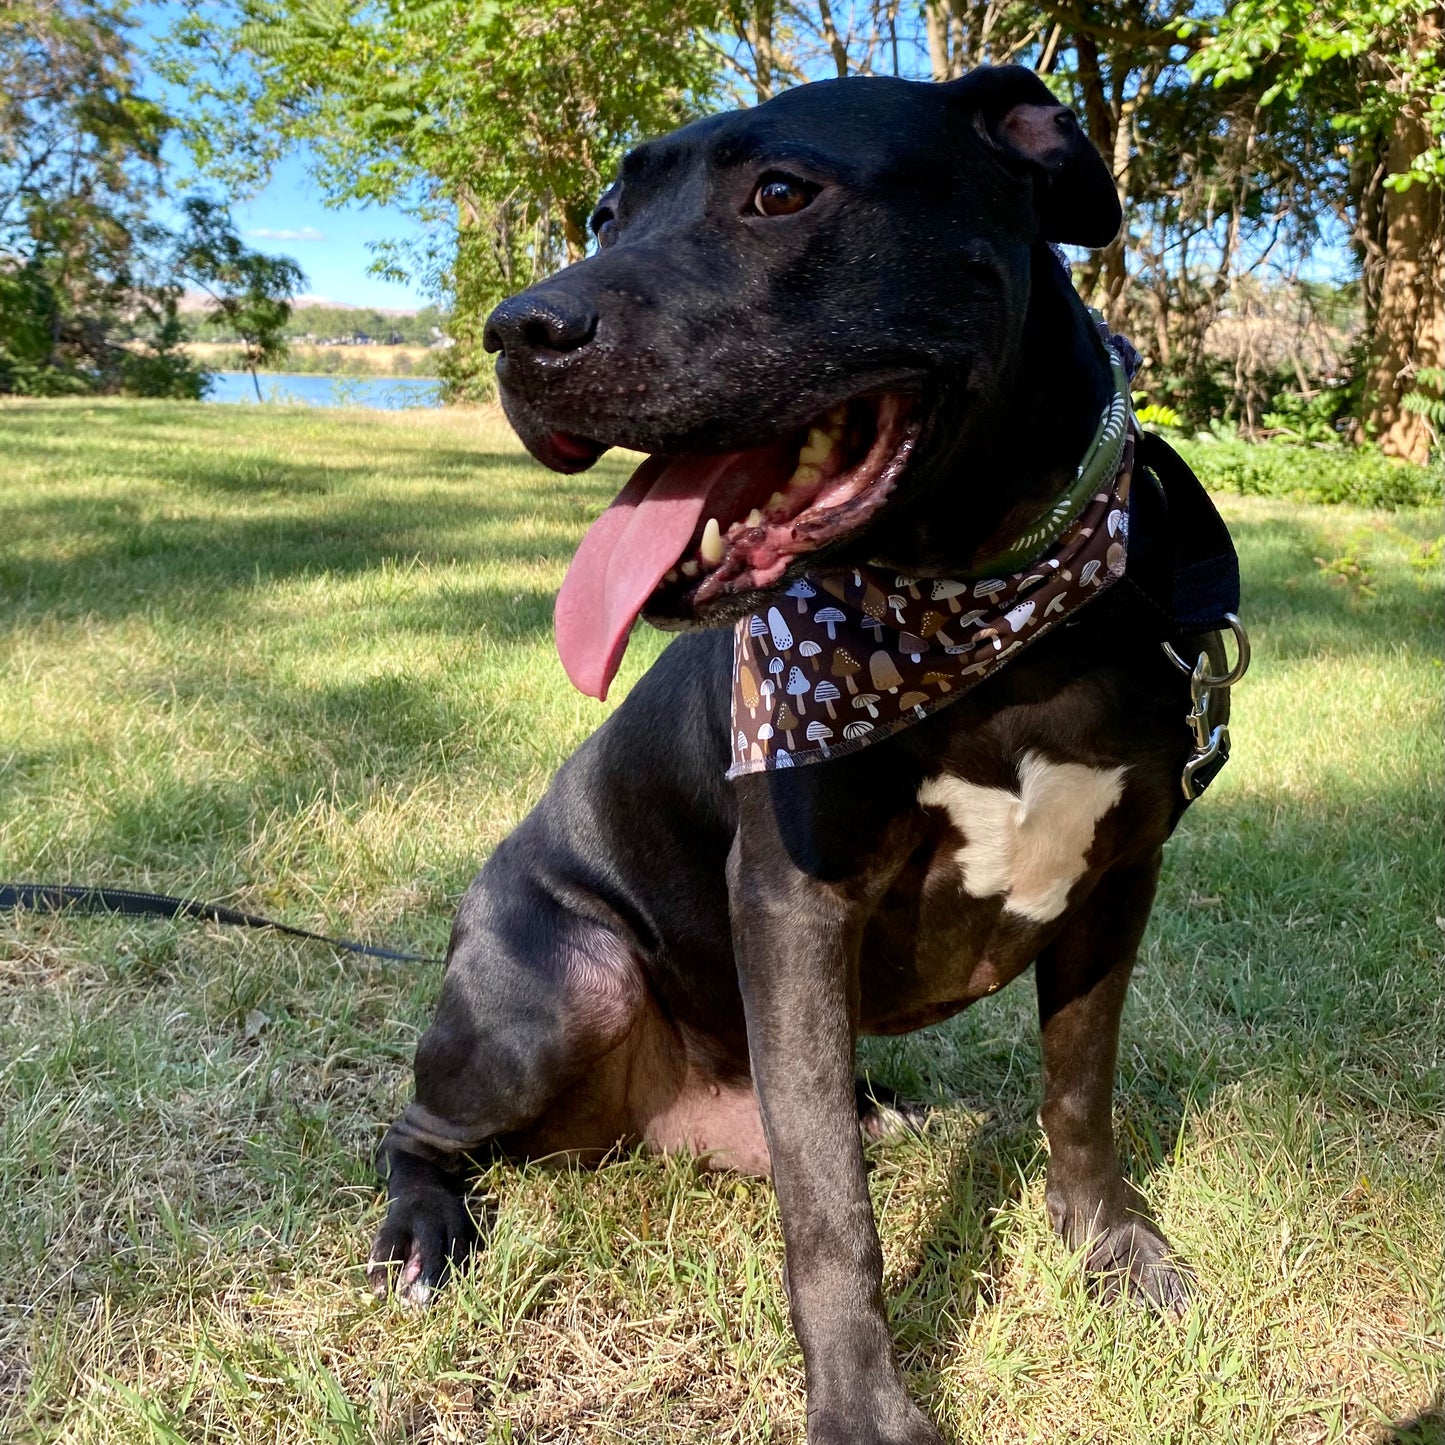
1162,613,1251,800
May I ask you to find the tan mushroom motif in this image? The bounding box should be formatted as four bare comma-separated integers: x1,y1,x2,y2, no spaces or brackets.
725,428,1136,776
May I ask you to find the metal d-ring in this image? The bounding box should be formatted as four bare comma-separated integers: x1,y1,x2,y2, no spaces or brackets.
1162,612,1251,688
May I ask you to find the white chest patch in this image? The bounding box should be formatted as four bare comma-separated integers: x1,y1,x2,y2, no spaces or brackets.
918,752,1127,923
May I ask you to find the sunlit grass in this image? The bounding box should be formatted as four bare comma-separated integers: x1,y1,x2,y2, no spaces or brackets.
1,397,1440,1444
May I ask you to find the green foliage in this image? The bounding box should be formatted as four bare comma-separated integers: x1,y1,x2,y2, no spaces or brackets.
1176,435,1442,510
172,195,305,400
1260,384,1353,445
1133,402,1183,430
1401,366,1445,431
1185,0,1444,191
158,0,724,396
0,2,290,399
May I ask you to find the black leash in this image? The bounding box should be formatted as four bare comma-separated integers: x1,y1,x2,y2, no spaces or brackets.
0,883,443,964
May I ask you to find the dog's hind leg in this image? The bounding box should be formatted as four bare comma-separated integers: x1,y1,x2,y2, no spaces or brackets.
1034,850,1191,1312
367,865,644,1305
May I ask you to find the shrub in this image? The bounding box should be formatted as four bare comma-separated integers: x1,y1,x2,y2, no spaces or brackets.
1173,435,1442,510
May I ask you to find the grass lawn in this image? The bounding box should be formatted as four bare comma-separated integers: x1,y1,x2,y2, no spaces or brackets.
1,397,1440,1445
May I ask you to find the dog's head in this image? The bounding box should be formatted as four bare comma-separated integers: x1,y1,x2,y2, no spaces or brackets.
484,66,1119,698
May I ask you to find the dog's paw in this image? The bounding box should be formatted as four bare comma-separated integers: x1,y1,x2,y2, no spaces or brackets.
1048,1182,1193,1314
366,1185,478,1307
1080,1214,1193,1314
808,1404,945,1445
856,1079,929,1143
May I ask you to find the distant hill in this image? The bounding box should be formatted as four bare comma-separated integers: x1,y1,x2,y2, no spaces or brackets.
181,293,450,346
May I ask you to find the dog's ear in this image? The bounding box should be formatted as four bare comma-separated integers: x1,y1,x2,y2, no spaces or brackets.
947,65,1121,249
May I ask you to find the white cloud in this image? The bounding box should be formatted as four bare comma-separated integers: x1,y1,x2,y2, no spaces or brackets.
247,226,327,242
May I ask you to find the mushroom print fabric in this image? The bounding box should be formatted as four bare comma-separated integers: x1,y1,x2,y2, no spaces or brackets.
727,431,1135,778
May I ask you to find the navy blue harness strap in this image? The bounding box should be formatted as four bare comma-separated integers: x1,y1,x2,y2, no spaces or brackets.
1125,430,1240,637
0,882,441,964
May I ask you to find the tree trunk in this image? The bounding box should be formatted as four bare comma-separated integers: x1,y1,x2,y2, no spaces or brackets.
925,0,950,81
1360,29,1444,464
1358,151,1439,456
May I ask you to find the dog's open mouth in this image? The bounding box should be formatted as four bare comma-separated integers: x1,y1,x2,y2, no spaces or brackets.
555,393,919,698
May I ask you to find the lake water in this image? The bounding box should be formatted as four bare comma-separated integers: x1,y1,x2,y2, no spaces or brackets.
207,371,442,409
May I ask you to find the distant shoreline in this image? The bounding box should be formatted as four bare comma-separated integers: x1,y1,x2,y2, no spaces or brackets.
184,341,442,379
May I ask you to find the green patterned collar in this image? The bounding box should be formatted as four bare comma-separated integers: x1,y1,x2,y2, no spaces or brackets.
963,342,1132,579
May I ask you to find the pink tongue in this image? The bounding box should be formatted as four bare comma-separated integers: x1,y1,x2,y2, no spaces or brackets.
555,454,734,700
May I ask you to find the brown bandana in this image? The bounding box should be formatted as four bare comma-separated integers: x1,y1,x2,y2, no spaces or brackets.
727,432,1134,778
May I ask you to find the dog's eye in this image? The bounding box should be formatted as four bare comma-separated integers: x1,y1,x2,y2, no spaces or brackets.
752,175,813,218
590,207,618,248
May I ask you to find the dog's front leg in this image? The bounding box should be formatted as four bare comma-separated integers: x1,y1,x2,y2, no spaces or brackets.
1035,851,1191,1311
728,790,943,1445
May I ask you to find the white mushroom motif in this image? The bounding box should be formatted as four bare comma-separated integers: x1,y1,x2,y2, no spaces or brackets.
814,680,841,718
805,721,833,755
748,615,770,655
786,666,810,714
799,639,823,673
842,720,874,740
767,606,793,653
814,606,847,640
1004,600,1036,633
972,578,1006,604
785,579,817,613
853,692,881,719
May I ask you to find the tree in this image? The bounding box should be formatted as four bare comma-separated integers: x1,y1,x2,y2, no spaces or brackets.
0,1,299,398
1188,1,1444,461
172,195,304,400
0,0,190,392
158,0,725,398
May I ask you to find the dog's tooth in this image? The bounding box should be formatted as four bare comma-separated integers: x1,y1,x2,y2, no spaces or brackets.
767,491,787,511
798,428,834,465
681,559,699,577
746,508,764,528
700,516,724,564
789,463,821,489
664,569,679,584
826,404,847,427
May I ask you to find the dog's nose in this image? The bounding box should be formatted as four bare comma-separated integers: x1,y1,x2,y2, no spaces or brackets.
483,290,599,363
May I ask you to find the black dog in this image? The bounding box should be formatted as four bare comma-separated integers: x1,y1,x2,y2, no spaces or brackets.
368,66,1240,1444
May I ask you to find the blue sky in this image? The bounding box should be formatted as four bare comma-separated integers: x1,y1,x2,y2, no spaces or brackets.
212,154,434,310
137,3,434,310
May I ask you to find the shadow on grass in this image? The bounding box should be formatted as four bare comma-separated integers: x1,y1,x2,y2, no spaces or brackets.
1378,1396,1444,1445
1,484,588,632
